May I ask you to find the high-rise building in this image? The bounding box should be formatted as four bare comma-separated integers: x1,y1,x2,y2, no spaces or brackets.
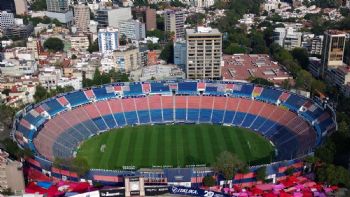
186,27,222,80
310,35,323,55
0,11,15,29
174,40,187,67
46,0,73,25
46,0,69,13
96,7,132,29
98,27,119,53
119,19,145,41
0,0,15,13
321,30,346,73
73,4,90,32
14,0,27,15
164,9,185,40
132,6,156,31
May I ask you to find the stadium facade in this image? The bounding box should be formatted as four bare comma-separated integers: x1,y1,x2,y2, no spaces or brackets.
13,80,336,186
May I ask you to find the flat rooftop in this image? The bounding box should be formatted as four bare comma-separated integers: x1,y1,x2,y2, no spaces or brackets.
222,54,293,84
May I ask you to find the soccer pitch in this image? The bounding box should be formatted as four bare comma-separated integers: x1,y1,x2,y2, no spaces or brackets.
76,124,275,169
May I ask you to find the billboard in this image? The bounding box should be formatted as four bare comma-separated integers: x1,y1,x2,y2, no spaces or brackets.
169,186,230,197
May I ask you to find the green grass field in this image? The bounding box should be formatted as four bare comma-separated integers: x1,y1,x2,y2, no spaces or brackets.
76,124,275,169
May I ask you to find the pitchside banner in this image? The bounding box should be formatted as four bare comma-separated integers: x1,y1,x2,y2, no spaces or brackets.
169,186,230,197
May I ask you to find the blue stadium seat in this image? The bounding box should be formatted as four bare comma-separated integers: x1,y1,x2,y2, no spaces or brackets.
103,114,117,128
232,84,254,97
232,112,245,126
43,99,65,116
177,82,197,94
23,112,46,128
187,109,199,122
114,113,127,127
81,120,99,134
257,88,282,103
124,83,143,96
241,114,257,128
211,110,224,124
283,94,307,112
199,109,212,122
150,82,170,94
162,109,174,122
124,111,139,125
259,119,276,134
150,109,162,123
92,87,116,100
250,116,267,131
73,124,91,138
223,111,235,124
65,91,89,107
17,124,35,140
92,117,108,130
137,110,151,124
175,109,186,121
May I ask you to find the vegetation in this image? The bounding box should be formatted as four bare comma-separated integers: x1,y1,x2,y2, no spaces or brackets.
250,77,274,86
1,138,33,160
53,157,90,176
82,68,129,88
31,0,47,11
203,176,216,187
77,125,274,169
186,13,206,26
34,85,74,103
212,151,245,182
159,41,174,63
146,29,166,40
43,38,64,52
87,39,99,53
0,105,17,137
255,166,267,182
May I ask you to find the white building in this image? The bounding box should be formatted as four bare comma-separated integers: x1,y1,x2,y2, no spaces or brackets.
130,64,185,81
70,35,89,51
57,77,82,90
119,19,145,41
310,35,323,55
0,59,37,77
273,27,302,50
38,66,62,89
95,7,132,29
0,11,15,29
98,27,119,54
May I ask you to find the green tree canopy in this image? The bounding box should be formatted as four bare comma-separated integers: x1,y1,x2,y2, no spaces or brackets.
159,41,174,63
316,164,350,187
250,77,274,86
292,48,310,70
255,166,267,182
31,0,47,11
88,39,99,53
43,38,64,52
203,176,216,187
212,151,244,181
224,43,247,54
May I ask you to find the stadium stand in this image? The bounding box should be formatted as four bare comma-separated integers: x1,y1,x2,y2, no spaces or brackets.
14,80,336,185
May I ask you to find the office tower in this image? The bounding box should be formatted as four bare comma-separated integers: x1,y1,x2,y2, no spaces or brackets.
310,35,323,55
186,27,222,80
164,9,185,40
98,27,119,53
119,19,146,40
73,4,90,32
174,40,187,67
0,11,15,29
96,7,132,29
46,0,69,13
321,30,346,76
132,6,156,31
14,0,28,15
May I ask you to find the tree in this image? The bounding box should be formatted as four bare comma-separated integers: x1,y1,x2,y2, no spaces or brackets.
71,54,77,59
119,34,128,45
212,151,244,183
186,13,206,26
291,48,309,70
146,29,165,40
250,77,274,86
316,164,350,187
284,167,295,176
159,41,174,63
31,0,47,11
72,157,90,176
316,139,336,164
43,38,64,52
1,138,33,159
224,43,247,54
203,176,216,187
255,166,266,182
88,39,99,53
34,85,50,103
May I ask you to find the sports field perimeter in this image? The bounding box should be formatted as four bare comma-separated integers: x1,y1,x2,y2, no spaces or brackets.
76,124,275,169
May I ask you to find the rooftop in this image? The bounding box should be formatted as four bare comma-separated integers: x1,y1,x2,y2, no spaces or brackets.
221,54,293,84
186,27,221,35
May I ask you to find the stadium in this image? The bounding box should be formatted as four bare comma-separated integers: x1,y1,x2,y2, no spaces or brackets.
13,80,337,186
